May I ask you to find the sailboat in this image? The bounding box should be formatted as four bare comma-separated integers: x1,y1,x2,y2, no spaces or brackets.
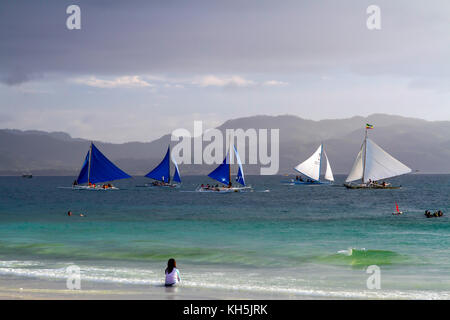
197,141,252,192
144,146,181,188
72,142,131,190
287,144,334,185
344,129,411,189
392,202,403,215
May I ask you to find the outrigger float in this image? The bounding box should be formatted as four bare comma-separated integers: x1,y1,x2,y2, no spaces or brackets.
344,126,411,189
197,140,252,193
70,142,131,190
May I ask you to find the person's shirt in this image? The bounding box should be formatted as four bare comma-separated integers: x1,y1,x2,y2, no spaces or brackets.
165,268,181,285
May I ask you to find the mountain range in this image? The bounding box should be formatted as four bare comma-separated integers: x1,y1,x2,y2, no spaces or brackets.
1,113,450,176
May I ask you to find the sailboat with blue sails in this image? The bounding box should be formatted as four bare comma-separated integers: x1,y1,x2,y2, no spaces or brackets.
144,146,181,188
71,142,131,190
197,141,252,192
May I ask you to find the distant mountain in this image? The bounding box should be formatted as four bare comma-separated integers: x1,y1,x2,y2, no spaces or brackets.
1,113,450,176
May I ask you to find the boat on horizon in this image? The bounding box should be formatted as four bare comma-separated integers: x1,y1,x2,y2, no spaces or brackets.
22,173,33,179
283,143,334,185
197,140,252,193
70,142,131,190
143,145,181,188
344,126,412,189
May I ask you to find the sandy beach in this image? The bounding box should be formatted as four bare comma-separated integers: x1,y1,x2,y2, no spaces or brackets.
0,274,316,300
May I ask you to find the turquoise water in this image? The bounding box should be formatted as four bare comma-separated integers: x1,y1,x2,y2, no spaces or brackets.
0,175,449,299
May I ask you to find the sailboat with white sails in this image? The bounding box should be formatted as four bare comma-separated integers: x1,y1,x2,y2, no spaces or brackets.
344,127,411,189
285,144,334,185
197,139,252,192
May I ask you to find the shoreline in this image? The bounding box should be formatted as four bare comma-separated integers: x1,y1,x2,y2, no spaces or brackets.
0,274,323,300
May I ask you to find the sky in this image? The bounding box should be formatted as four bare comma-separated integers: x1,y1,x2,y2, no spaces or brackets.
0,0,449,143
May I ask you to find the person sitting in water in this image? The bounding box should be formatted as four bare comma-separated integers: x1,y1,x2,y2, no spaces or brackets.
165,258,181,287
424,210,431,218
438,210,443,217
68,210,72,216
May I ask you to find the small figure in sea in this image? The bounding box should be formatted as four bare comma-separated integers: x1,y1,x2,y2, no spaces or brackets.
80,213,86,217
424,210,431,218
165,258,181,287
68,210,72,217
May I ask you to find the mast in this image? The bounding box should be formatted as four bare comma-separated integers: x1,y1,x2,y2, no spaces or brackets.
228,135,231,185
362,129,367,184
87,142,92,184
318,143,323,182
168,145,171,184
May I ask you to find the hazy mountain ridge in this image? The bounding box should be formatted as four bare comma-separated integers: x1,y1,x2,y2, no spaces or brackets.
1,113,450,176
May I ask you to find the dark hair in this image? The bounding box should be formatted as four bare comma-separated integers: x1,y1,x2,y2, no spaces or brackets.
165,258,176,274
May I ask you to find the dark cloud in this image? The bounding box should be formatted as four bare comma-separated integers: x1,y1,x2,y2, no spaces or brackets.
0,0,448,85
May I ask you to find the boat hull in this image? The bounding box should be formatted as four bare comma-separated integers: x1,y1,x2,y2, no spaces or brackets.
281,179,331,185
71,185,119,191
196,186,253,193
344,183,401,190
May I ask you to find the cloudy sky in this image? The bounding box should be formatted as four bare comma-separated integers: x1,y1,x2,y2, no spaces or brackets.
1,0,449,143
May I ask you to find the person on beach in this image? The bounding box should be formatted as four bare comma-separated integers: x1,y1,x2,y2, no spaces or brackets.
165,258,181,287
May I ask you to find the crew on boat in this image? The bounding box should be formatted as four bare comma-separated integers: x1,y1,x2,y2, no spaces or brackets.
425,210,444,218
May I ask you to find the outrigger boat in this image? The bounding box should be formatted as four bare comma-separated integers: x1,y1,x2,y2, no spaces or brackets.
197,141,252,193
71,142,131,190
283,144,334,185
143,146,181,188
344,127,411,189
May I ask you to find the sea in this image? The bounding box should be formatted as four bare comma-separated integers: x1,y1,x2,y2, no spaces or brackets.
0,175,449,299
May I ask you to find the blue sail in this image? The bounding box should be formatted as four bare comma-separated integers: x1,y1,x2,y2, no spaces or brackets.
76,152,90,184
145,147,170,183
234,145,246,186
171,154,181,183
208,152,230,185
77,143,131,184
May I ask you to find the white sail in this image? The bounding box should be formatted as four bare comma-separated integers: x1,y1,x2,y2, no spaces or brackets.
294,145,322,181
323,151,334,182
346,138,411,183
345,142,365,183
363,138,411,183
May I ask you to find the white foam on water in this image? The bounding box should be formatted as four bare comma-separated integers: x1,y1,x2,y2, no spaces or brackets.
1,259,449,300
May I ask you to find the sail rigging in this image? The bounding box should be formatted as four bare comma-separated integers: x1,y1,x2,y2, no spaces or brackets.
294,144,334,182
346,135,411,183
208,152,231,185
76,143,131,184
207,141,246,186
145,146,181,184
